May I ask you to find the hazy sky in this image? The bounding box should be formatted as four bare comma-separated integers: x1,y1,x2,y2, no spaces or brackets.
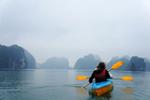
0,0,150,66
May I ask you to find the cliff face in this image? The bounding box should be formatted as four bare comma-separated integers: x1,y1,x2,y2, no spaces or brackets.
129,56,146,71
144,58,150,71
0,44,36,69
74,54,101,69
107,56,148,71
39,57,70,69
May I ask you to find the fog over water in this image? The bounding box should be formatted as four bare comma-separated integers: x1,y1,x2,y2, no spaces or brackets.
0,0,150,65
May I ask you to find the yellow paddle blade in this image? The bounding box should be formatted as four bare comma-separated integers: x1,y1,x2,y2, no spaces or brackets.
76,75,89,81
121,75,134,81
111,61,124,70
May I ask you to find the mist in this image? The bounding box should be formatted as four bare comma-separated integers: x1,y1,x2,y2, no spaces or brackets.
0,0,150,65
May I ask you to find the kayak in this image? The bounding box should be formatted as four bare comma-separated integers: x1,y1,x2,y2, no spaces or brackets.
89,79,113,96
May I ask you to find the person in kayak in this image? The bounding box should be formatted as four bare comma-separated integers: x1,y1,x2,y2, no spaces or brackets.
89,62,111,83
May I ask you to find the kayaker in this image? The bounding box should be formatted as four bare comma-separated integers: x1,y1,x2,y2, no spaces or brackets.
89,62,111,83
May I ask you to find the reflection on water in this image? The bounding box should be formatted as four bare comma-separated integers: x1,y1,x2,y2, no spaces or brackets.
88,92,112,100
0,70,149,100
122,87,134,94
76,88,89,96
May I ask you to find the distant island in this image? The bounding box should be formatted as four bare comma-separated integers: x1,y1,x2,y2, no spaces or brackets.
0,44,36,69
73,55,150,71
38,57,70,69
0,44,150,71
107,56,150,71
74,54,101,69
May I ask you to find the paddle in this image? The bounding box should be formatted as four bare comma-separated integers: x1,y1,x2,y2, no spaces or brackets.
76,75,89,81
76,75,134,81
107,61,124,71
78,61,124,88
115,75,134,81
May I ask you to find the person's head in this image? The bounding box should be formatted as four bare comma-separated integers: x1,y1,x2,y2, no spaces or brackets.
97,62,106,70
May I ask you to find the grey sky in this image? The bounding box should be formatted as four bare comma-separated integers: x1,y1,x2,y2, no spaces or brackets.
0,0,150,66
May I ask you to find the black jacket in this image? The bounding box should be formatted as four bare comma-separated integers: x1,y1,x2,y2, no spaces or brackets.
89,69,111,83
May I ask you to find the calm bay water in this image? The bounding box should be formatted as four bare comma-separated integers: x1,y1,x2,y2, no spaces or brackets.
0,69,150,100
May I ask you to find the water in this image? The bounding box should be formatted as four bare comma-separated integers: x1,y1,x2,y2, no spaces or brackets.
0,69,150,100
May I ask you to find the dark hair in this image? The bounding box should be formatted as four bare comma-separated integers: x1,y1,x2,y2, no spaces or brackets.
97,62,106,69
